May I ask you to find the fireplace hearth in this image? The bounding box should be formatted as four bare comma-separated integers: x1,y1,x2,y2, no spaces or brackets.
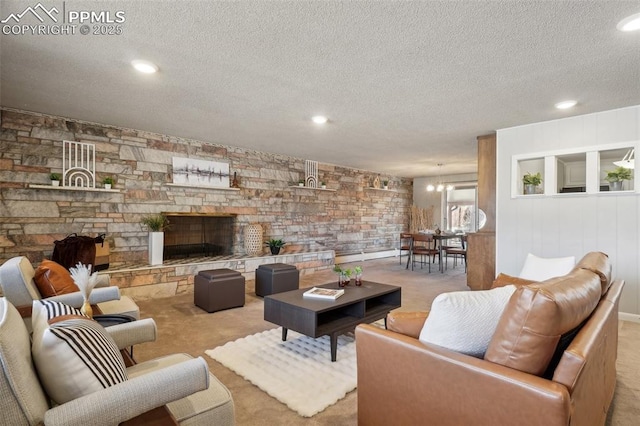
163,214,235,259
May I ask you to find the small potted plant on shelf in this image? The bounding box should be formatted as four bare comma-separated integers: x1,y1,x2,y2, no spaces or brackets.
604,166,633,191
321,181,327,189
103,176,114,190
298,179,304,187
50,173,61,187
265,238,286,255
522,172,542,195
383,180,389,190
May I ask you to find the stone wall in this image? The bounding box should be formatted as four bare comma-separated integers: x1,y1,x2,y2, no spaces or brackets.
0,108,412,267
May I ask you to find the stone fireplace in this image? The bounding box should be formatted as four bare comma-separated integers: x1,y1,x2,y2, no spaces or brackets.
163,213,235,259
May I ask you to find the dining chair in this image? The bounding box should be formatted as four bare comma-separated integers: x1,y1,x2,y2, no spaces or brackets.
411,233,439,272
399,233,413,265
445,234,467,272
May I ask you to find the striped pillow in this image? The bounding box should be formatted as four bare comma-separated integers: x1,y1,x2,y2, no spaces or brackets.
31,299,87,337
31,317,127,404
35,298,85,318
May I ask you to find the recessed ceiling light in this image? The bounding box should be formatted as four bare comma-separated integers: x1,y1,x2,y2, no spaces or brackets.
617,12,640,32
312,115,328,124
555,100,577,110
131,60,159,74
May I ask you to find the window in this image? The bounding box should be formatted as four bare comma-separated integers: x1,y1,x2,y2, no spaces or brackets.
444,184,478,232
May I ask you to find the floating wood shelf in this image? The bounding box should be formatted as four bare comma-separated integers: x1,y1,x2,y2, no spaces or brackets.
165,183,240,191
28,184,121,193
365,187,397,192
288,185,337,192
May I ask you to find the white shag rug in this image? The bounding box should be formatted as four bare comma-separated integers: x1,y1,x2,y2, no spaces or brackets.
206,327,356,417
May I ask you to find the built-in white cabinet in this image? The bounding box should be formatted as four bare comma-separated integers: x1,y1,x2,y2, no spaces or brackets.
511,142,637,198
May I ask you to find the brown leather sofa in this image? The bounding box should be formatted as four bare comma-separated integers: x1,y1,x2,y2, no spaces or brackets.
356,252,623,426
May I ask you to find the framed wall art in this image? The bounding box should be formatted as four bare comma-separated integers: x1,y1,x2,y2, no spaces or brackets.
172,157,230,188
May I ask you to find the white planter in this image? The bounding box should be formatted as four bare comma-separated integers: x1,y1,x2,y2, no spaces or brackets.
104,183,112,190
148,232,164,265
51,180,60,187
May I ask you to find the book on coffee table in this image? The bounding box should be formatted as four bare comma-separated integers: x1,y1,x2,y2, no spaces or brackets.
303,287,345,300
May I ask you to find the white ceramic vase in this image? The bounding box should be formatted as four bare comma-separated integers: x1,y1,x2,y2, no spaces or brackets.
148,231,164,265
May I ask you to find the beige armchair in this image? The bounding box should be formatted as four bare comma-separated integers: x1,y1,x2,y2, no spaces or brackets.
0,297,235,425
0,256,139,329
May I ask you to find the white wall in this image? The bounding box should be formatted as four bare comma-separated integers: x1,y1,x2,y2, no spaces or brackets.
496,105,640,315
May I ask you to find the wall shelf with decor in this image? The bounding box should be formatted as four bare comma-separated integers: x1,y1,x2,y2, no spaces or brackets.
288,185,337,192
28,184,121,193
511,141,638,198
165,183,240,191
365,187,398,192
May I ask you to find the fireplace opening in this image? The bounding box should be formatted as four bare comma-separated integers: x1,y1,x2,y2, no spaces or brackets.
163,214,235,259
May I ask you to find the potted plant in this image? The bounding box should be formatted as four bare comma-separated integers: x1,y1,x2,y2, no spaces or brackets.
383,180,389,190
522,172,542,195
298,179,304,187
321,181,327,189
333,264,352,287
354,265,363,286
141,214,169,265
103,176,114,190
265,238,285,255
604,166,633,191
50,173,61,187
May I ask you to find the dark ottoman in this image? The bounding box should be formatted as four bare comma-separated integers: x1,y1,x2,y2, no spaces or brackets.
194,269,245,313
255,263,299,297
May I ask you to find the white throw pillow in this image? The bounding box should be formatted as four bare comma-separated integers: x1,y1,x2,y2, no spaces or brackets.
419,285,516,357
31,299,87,336
31,315,127,404
518,253,575,281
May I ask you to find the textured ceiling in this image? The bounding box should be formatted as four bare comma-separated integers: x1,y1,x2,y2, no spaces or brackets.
1,1,639,178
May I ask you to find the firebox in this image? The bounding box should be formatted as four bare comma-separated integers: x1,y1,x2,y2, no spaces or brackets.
163,213,235,259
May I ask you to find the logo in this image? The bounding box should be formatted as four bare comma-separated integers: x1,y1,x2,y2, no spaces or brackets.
2,2,126,36
1,2,58,24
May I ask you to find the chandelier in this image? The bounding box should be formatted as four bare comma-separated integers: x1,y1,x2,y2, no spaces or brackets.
427,163,455,192
613,148,635,169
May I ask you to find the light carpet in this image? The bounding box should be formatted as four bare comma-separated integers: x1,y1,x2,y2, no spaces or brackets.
206,327,356,417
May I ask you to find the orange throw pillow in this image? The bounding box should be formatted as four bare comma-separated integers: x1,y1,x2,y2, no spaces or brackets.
491,273,537,289
34,260,79,298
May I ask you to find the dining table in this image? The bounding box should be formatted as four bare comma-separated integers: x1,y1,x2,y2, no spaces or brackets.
405,232,463,273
